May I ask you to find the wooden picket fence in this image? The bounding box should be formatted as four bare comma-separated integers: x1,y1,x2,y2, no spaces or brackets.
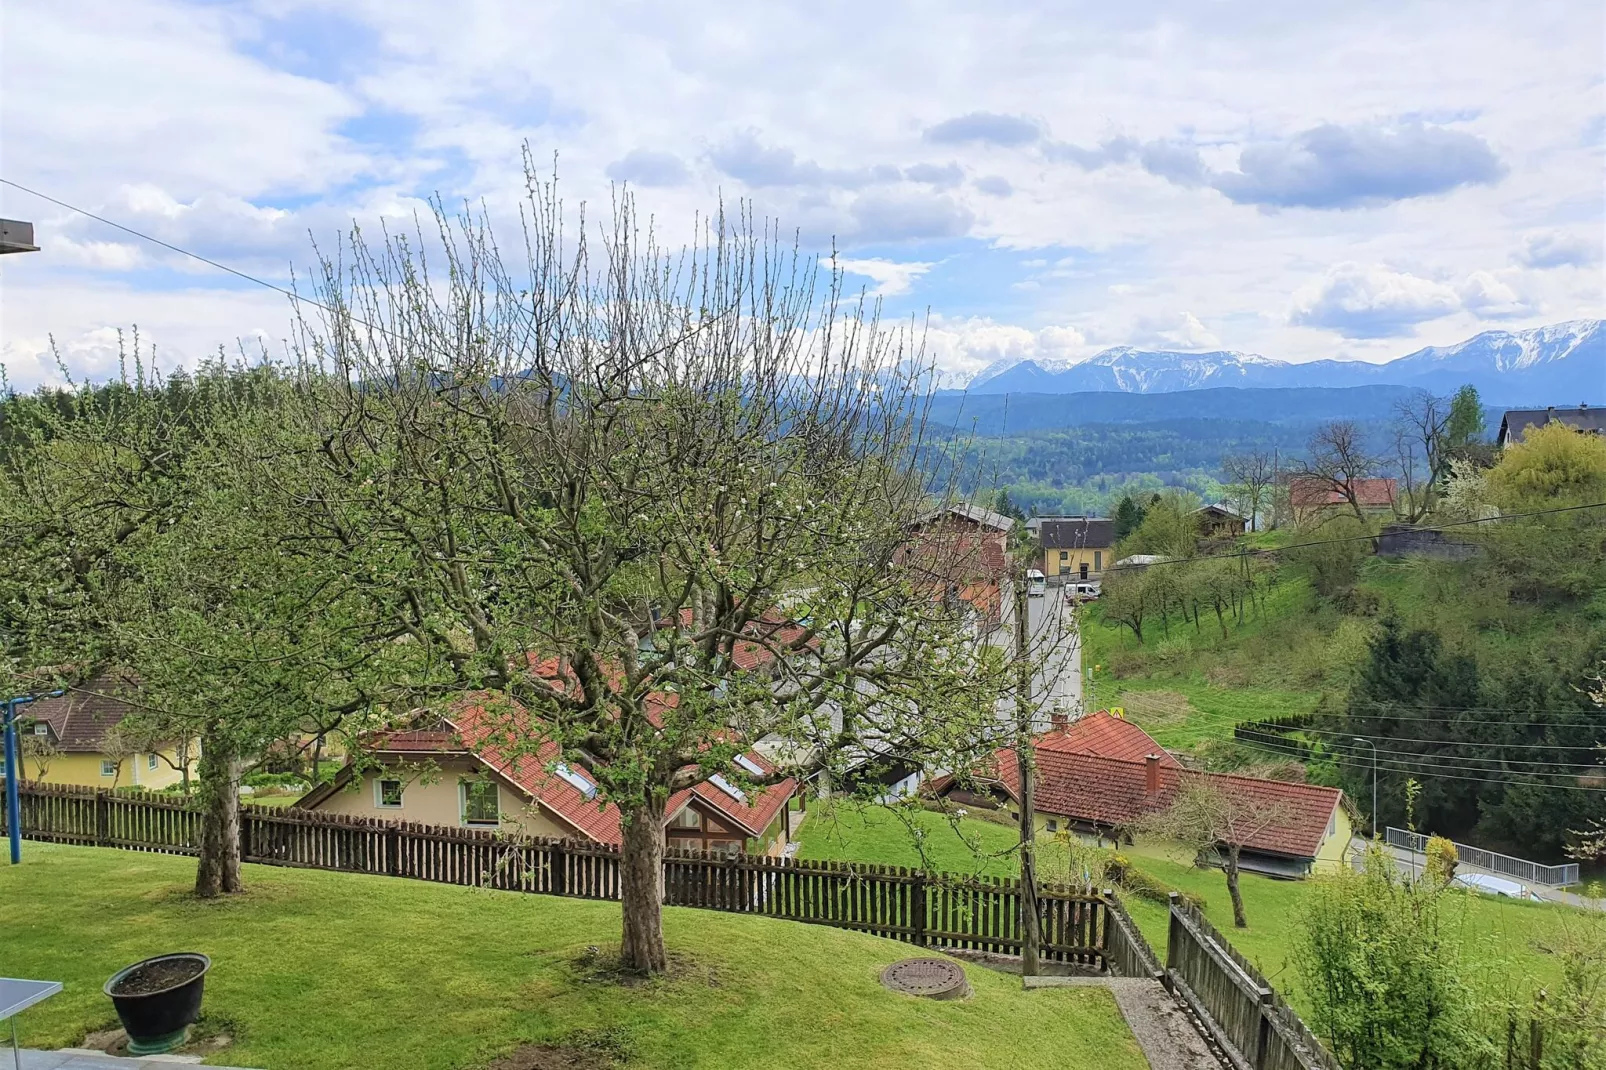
1165,893,1341,1070
3,780,1113,967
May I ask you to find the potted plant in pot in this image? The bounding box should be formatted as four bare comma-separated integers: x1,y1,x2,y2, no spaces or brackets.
103,952,211,1055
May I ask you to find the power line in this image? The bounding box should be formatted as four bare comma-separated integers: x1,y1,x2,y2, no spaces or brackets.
1243,731,1605,771
1239,735,1606,792
0,177,405,349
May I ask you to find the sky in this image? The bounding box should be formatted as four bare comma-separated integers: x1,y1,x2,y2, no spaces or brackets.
1,0,1602,389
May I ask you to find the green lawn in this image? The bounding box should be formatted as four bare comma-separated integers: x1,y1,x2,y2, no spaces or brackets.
0,843,1147,1070
799,802,1605,1019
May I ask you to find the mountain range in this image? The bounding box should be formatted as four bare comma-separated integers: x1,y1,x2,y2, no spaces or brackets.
960,320,1604,403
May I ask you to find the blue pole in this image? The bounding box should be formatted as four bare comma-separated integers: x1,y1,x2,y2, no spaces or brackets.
5,692,58,864
4,698,20,865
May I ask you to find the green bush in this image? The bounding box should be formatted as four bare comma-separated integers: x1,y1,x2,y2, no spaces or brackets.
243,771,310,791
1108,853,1206,910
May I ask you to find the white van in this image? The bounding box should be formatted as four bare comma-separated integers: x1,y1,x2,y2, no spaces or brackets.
1025,569,1047,597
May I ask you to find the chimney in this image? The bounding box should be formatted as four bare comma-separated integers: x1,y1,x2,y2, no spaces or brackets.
1144,754,1162,795
1050,708,1068,731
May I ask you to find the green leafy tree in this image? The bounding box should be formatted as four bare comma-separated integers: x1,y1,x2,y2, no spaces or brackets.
1295,843,1494,1070
281,177,1013,974
1112,495,1145,541
1445,384,1486,451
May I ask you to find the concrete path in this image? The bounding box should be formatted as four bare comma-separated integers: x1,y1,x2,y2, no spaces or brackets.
1355,837,1605,913
1025,976,1226,1070
12,1051,256,1069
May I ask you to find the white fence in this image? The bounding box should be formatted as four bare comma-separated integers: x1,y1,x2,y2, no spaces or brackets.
1384,827,1579,888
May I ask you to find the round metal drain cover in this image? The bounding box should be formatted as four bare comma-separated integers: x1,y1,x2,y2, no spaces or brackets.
879,957,969,1000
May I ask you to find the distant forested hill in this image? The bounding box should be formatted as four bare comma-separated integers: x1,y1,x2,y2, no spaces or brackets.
921,385,1463,515
925,385,1423,435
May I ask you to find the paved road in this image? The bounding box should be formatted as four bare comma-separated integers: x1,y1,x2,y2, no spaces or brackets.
999,578,1085,731
1358,838,1605,913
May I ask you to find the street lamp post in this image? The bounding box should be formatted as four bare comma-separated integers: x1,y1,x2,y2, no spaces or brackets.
1353,737,1378,840
5,692,62,864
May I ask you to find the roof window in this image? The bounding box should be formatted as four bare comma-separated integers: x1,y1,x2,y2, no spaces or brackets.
708,774,747,803
733,754,765,777
554,762,598,800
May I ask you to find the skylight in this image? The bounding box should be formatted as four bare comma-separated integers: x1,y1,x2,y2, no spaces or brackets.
709,774,747,803
554,762,598,800
733,754,765,777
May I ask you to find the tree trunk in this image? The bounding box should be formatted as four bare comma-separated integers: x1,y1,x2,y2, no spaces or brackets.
194,734,243,898
1225,846,1248,928
619,796,668,975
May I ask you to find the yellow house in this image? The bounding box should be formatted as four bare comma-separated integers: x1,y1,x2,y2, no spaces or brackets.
19,673,196,791
1034,516,1116,579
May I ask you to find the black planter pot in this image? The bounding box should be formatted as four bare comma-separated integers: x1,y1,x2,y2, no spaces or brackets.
104,952,211,1055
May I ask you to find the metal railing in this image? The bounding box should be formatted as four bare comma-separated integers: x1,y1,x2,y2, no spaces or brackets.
1384,827,1579,888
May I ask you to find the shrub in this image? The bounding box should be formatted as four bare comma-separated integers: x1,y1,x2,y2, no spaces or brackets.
1107,853,1206,910
1424,835,1458,887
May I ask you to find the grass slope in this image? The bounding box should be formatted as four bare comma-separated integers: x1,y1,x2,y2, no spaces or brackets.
1,843,1146,1070
799,803,1604,1018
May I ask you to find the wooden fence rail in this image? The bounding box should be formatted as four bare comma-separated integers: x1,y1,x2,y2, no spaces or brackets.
1165,893,1342,1070
2,781,1109,967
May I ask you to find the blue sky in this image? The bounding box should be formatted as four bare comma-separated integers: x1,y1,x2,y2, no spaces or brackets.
1,0,1601,387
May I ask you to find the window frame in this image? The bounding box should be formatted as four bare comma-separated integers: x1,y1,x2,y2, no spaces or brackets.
32,722,48,737
147,753,160,772
375,778,405,809
460,779,501,826
100,759,118,777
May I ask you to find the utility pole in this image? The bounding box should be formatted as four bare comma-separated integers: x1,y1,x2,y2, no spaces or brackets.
1353,737,1378,839
4,691,60,864
1013,573,1041,976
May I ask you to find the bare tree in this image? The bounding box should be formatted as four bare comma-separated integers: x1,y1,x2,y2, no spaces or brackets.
1139,777,1288,928
1220,450,1274,532
19,729,60,781
284,169,1012,974
1301,420,1381,527
1392,392,1450,523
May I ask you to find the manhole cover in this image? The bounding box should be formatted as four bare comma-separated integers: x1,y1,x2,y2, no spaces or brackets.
879,957,969,1000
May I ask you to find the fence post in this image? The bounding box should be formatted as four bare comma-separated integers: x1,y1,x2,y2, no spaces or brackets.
912,872,927,947
550,840,566,896
1165,892,1181,973
386,825,401,877
1251,988,1273,1069
95,790,109,847
239,806,252,862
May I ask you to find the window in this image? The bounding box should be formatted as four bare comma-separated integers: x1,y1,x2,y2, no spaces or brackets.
461,780,500,825
733,754,765,777
1046,819,1058,833
375,779,404,808
669,806,702,829
100,759,118,777
1094,550,1102,571
32,723,48,736
708,774,747,803
1058,550,1068,561
554,762,598,800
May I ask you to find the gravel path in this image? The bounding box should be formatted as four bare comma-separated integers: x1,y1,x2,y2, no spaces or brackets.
1024,976,1225,1070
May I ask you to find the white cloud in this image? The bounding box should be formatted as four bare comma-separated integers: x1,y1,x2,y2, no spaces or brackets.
1458,270,1532,318
1517,231,1601,270
922,317,1089,382
1129,311,1223,350
1,0,1600,387
834,258,934,297
1288,263,1463,338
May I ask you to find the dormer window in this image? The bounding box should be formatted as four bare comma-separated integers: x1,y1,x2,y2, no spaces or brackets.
733,754,765,777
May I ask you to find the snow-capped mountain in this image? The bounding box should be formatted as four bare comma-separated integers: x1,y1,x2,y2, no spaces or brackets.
962,320,1604,402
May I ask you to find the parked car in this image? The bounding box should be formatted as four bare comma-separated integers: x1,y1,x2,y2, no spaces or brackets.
1025,569,1047,597
1451,873,1543,901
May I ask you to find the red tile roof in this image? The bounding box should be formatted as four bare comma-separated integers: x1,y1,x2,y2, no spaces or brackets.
366,698,796,845
1037,711,1181,767
1288,477,1397,508
26,670,146,752
966,748,1342,860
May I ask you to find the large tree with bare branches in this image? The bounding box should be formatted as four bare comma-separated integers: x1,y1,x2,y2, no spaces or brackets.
1139,777,1288,928
281,174,1011,973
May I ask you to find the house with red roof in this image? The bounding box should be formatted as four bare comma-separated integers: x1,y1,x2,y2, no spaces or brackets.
1288,476,1397,527
901,503,1014,627
296,698,798,857
930,712,1350,878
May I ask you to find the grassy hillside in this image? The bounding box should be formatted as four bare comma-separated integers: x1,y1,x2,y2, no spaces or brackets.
798,802,1604,1020
1,843,1146,1070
